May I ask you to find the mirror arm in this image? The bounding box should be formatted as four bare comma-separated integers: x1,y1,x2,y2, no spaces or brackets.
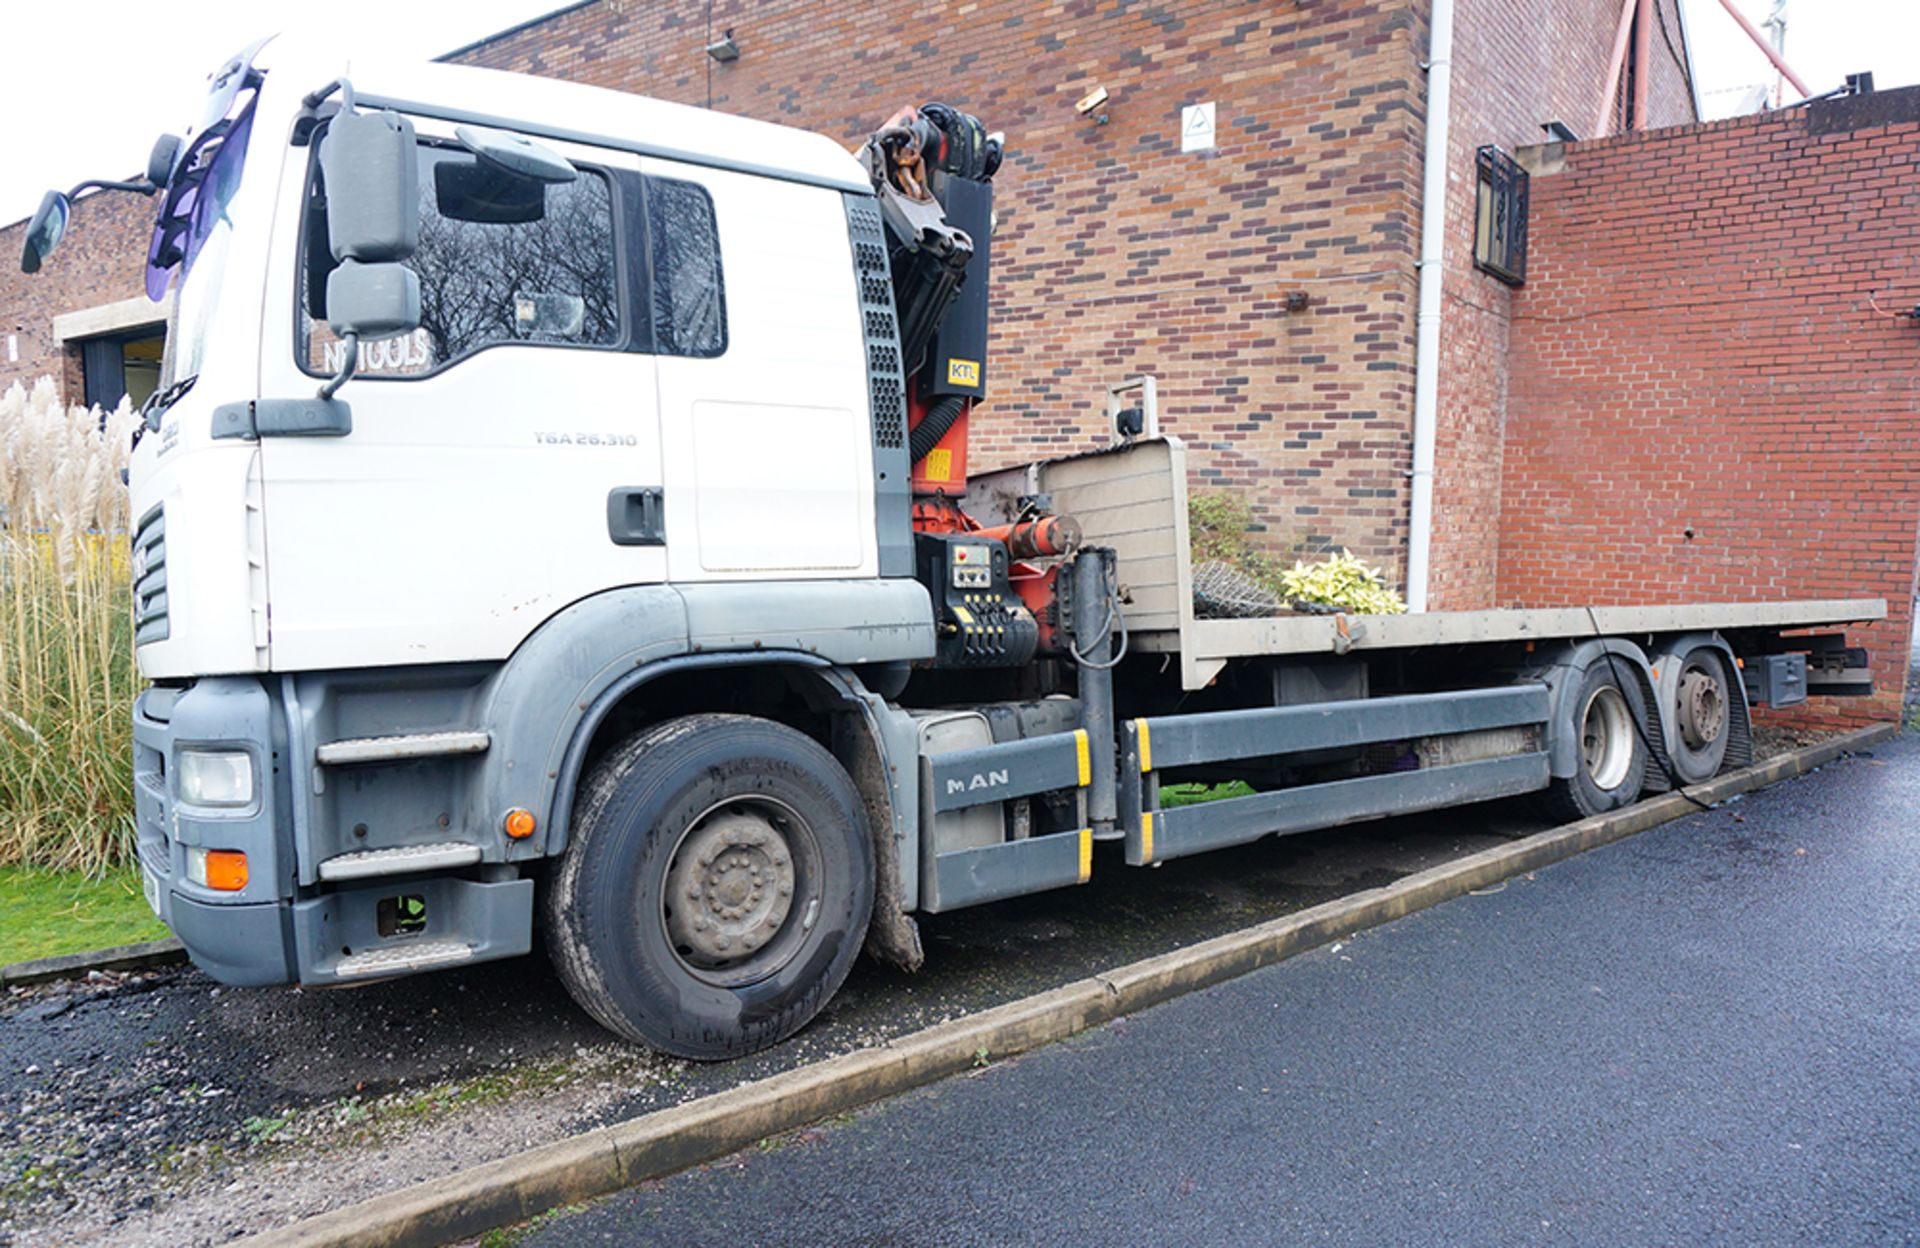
66,177,159,199
302,77,356,113
317,332,359,400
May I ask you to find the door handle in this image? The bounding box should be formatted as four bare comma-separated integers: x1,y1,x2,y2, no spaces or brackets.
607,487,666,546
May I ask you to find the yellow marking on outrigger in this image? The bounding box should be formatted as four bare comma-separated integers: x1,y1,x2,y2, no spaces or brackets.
1140,810,1154,864
1074,729,1091,787
1078,828,1093,882
1136,719,1153,772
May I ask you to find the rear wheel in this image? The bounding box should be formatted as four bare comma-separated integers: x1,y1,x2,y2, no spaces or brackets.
545,713,874,1059
1540,660,1648,822
1667,650,1732,784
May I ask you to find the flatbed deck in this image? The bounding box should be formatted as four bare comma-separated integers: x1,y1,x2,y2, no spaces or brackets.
969,438,1886,689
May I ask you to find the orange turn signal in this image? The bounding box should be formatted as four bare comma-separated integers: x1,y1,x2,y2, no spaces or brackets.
204,850,249,892
504,808,537,839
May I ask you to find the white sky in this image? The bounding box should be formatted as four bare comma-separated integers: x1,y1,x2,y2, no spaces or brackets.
3,1,1916,224
0,0,565,226
1683,0,1920,119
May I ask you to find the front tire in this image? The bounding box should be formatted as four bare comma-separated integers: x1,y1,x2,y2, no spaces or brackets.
1540,659,1649,822
545,713,874,1059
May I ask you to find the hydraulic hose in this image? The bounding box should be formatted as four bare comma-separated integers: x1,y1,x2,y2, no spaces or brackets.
910,394,968,464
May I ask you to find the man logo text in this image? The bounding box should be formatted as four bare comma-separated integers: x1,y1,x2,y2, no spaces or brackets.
947,769,1008,795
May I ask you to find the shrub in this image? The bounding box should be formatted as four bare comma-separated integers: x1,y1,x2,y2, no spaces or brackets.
0,379,140,873
1279,549,1407,615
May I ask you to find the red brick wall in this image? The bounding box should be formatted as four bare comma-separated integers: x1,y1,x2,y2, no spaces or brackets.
1498,89,1920,724
456,0,1436,568
457,0,1694,582
0,193,154,401
1428,0,1695,608
0,1,1704,592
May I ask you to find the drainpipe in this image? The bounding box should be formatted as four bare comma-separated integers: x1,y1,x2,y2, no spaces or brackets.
1405,0,1454,613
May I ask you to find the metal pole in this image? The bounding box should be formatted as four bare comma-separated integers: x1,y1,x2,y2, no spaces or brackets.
1632,0,1652,130
1594,0,1639,138
1713,0,1812,98
1072,548,1118,837
1405,0,1454,613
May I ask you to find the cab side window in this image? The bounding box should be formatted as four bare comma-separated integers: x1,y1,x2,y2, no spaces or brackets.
646,177,726,358
300,139,622,378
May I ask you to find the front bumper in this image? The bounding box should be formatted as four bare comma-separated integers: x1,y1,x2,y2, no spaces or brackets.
134,677,532,987
135,678,293,986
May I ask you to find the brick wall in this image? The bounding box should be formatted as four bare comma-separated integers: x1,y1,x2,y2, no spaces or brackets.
0,193,154,401
1428,0,1695,608
1498,88,1920,724
0,1,1702,590
456,0,1436,568
457,0,1690,582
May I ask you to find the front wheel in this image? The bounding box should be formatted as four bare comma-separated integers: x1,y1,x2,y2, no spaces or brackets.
545,713,874,1059
1540,660,1649,822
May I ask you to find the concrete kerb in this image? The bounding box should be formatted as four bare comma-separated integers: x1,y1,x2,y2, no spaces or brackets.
0,937,185,988
236,721,1895,1248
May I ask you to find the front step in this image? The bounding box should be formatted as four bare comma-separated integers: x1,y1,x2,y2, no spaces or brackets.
334,939,475,979
317,842,483,881
314,730,491,766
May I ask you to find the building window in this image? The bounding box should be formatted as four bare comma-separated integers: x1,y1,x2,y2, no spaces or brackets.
1473,146,1528,286
79,327,166,410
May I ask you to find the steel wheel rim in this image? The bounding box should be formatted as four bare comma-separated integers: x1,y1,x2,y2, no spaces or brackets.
661,795,822,988
1580,684,1634,791
1676,658,1726,750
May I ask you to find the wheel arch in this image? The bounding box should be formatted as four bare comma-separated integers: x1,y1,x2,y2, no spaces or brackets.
542,654,925,971
1531,637,1665,786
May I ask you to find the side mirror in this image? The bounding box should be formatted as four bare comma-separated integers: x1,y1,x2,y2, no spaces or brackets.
326,260,420,341
312,101,420,400
147,134,184,187
20,191,71,274
319,109,419,263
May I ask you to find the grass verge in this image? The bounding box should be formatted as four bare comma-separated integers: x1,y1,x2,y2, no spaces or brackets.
0,865,166,965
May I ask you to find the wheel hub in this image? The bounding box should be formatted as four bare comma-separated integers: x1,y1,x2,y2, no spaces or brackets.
1580,684,1634,791
1677,664,1726,750
665,811,796,966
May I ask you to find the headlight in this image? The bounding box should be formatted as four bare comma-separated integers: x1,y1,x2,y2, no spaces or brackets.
177,749,255,807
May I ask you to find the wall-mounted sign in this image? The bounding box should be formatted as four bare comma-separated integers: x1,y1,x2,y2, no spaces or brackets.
1181,101,1216,153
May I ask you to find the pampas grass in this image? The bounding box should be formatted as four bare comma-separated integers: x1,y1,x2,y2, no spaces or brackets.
1,378,141,873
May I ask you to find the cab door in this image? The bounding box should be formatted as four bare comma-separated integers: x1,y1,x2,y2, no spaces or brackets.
255,119,665,671
638,158,877,582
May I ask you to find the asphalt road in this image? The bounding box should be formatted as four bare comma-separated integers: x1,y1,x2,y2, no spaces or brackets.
527,735,1920,1248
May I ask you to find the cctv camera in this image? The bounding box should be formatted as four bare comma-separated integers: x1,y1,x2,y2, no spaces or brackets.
1075,86,1110,115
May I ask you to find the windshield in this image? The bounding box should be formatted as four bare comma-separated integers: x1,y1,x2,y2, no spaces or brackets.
152,47,264,387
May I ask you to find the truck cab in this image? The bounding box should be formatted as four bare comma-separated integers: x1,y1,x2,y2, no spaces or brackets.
120,43,935,1038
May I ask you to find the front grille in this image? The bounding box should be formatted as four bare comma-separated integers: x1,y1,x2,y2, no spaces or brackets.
131,503,169,643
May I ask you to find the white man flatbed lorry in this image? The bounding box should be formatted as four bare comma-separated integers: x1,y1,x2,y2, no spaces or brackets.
20,39,1881,1058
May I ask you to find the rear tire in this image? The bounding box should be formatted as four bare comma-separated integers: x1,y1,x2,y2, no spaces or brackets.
1540,659,1648,822
545,713,874,1059
1667,650,1732,784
